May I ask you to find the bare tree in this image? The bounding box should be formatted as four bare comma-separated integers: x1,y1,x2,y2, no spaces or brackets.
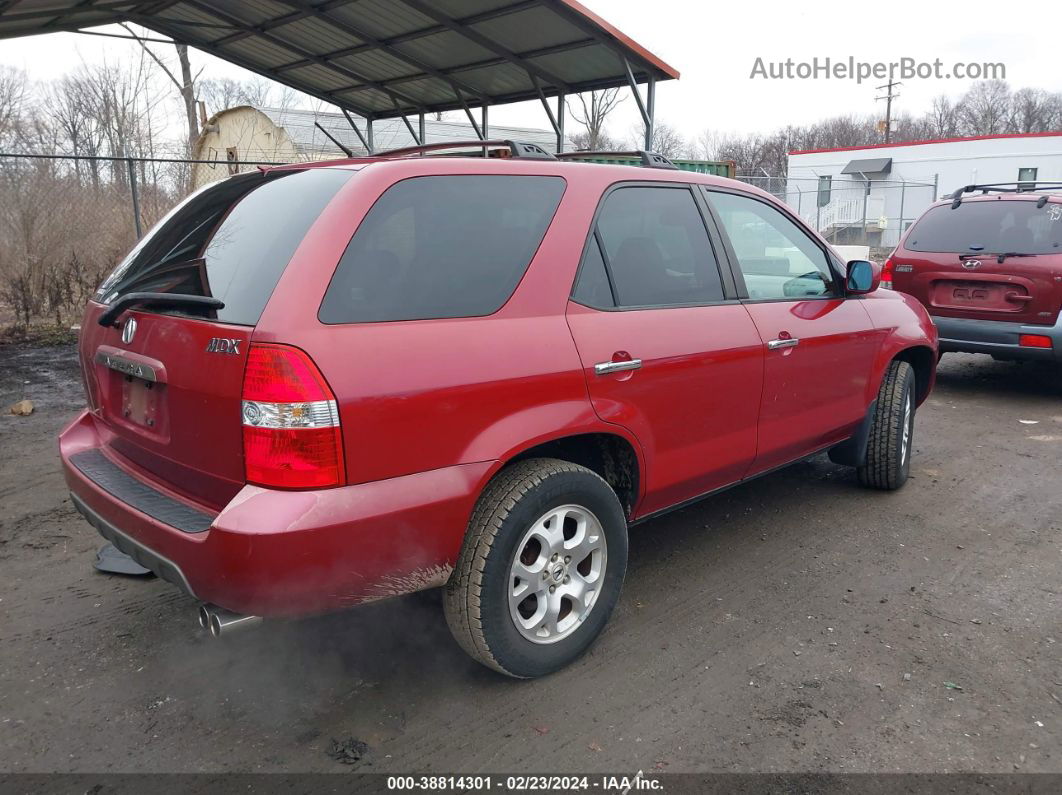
567,89,623,150
629,121,689,158
925,94,960,138
957,79,1011,135
1009,87,1056,133
0,66,27,149
119,24,199,152
198,76,288,116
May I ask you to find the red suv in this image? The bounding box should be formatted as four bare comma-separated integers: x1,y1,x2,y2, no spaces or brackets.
59,143,937,678
888,183,1062,363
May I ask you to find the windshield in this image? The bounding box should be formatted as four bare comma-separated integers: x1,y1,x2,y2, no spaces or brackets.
95,168,353,325
905,199,1062,254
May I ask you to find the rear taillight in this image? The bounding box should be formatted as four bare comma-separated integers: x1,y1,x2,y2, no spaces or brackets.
241,343,345,489
881,257,895,290
1019,334,1053,349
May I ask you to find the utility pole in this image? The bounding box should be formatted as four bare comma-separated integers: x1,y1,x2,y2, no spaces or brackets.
876,81,901,143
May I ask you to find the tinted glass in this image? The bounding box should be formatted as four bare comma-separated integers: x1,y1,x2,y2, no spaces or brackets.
96,168,352,325
572,237,615,308
595,186,724,307
710,190,836,300
320,175,565,323
905,200,1062,254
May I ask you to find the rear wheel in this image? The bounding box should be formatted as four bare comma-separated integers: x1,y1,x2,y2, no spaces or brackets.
444,458,628,678
858,360,916,490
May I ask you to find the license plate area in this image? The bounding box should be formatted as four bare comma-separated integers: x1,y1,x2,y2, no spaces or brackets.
122,375,161,429
931,279,1028,312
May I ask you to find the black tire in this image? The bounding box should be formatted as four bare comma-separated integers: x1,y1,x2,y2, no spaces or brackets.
858,360,916,490
444,458,628,678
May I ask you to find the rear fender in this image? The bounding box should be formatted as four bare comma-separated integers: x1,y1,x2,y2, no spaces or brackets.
465,410,648,512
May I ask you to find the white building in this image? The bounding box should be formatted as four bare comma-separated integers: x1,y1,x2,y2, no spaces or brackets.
192,106,569,189
785,132,1062,248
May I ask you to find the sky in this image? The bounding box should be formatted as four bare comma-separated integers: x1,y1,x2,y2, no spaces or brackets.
1,0,1059,147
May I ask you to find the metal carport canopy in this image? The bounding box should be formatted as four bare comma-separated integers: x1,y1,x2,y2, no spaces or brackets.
0,0,679,126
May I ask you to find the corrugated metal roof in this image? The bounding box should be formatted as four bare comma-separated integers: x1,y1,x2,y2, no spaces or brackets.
251,105,570,154
0,0,679,119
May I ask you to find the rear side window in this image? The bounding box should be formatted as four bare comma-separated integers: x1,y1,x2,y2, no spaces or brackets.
594,186,724,307
572,236,615,308
906,200,1062,254
96,168,353,325
319,175,565,324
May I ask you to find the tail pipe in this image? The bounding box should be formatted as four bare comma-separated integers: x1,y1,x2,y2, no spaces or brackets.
197,603,262,638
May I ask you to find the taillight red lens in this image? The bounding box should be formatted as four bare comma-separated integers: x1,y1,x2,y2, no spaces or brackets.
1019,334,1052,349
241,344,345,489
244,343,332,403
881,257,895,289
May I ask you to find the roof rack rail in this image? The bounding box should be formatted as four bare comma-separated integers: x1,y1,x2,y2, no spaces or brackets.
556,150,679,170
377,139,556,160
949,181,1062,208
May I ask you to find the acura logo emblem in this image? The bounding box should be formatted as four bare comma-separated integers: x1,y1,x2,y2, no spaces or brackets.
962,260,981,270
121,317,137,344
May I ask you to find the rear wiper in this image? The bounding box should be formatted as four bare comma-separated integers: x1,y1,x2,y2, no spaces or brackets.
994,252,1034,264
98,292,224,327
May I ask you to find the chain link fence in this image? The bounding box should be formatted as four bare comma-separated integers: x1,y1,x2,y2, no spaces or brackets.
0,152,284,333
737,175,940,250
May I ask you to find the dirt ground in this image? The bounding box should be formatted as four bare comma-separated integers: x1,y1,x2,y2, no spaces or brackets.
1,342,1060,775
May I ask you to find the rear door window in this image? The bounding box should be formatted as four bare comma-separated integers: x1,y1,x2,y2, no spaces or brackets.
592,185,725,308
319,175,565,323
96,168,353,325
906,200,1062,254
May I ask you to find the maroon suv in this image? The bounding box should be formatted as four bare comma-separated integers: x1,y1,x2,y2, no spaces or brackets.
888,183,1062,363
60,143,937,678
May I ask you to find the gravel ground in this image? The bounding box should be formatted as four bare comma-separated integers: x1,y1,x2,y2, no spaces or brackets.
1,342,1060,775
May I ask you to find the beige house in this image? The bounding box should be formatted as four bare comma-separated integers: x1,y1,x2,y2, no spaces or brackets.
192,106,566,189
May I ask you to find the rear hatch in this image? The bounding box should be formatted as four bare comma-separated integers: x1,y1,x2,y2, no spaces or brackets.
79,167,353,510
891,195,1062,326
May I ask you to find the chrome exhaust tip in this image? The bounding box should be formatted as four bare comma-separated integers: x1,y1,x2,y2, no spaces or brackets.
197,604,262,637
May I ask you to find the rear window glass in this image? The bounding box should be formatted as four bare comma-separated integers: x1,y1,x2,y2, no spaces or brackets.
906,200,1062,254
96,168,353,325
319,175,565,324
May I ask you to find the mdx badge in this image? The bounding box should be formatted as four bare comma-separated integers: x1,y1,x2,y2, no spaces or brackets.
121,317,137,344
206,338,241,355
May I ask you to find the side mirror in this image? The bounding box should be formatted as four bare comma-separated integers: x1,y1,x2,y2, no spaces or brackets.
846,259,880,295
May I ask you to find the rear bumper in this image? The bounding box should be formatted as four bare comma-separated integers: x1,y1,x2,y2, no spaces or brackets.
934,313,1062,361
60,410,491,616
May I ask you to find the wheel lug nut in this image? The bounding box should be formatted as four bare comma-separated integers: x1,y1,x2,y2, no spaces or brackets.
551,553,559,562
564,556,571,564
564,575,570,584
549,585,556,593
542,571,549,579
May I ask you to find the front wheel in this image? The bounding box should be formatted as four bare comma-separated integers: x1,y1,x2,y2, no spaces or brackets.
858,360,916,490
444,458,628,678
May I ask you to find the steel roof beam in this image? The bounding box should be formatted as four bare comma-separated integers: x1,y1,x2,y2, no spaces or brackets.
125,12,378,116
395,0,571,94
341,108,373,153
177,0,424,111
273,0,487,104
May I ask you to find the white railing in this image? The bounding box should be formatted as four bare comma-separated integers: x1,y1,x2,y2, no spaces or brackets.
802,195,885,234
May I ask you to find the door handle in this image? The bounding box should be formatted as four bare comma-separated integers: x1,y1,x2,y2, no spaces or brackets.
767,338,800,350
595,358,642,375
